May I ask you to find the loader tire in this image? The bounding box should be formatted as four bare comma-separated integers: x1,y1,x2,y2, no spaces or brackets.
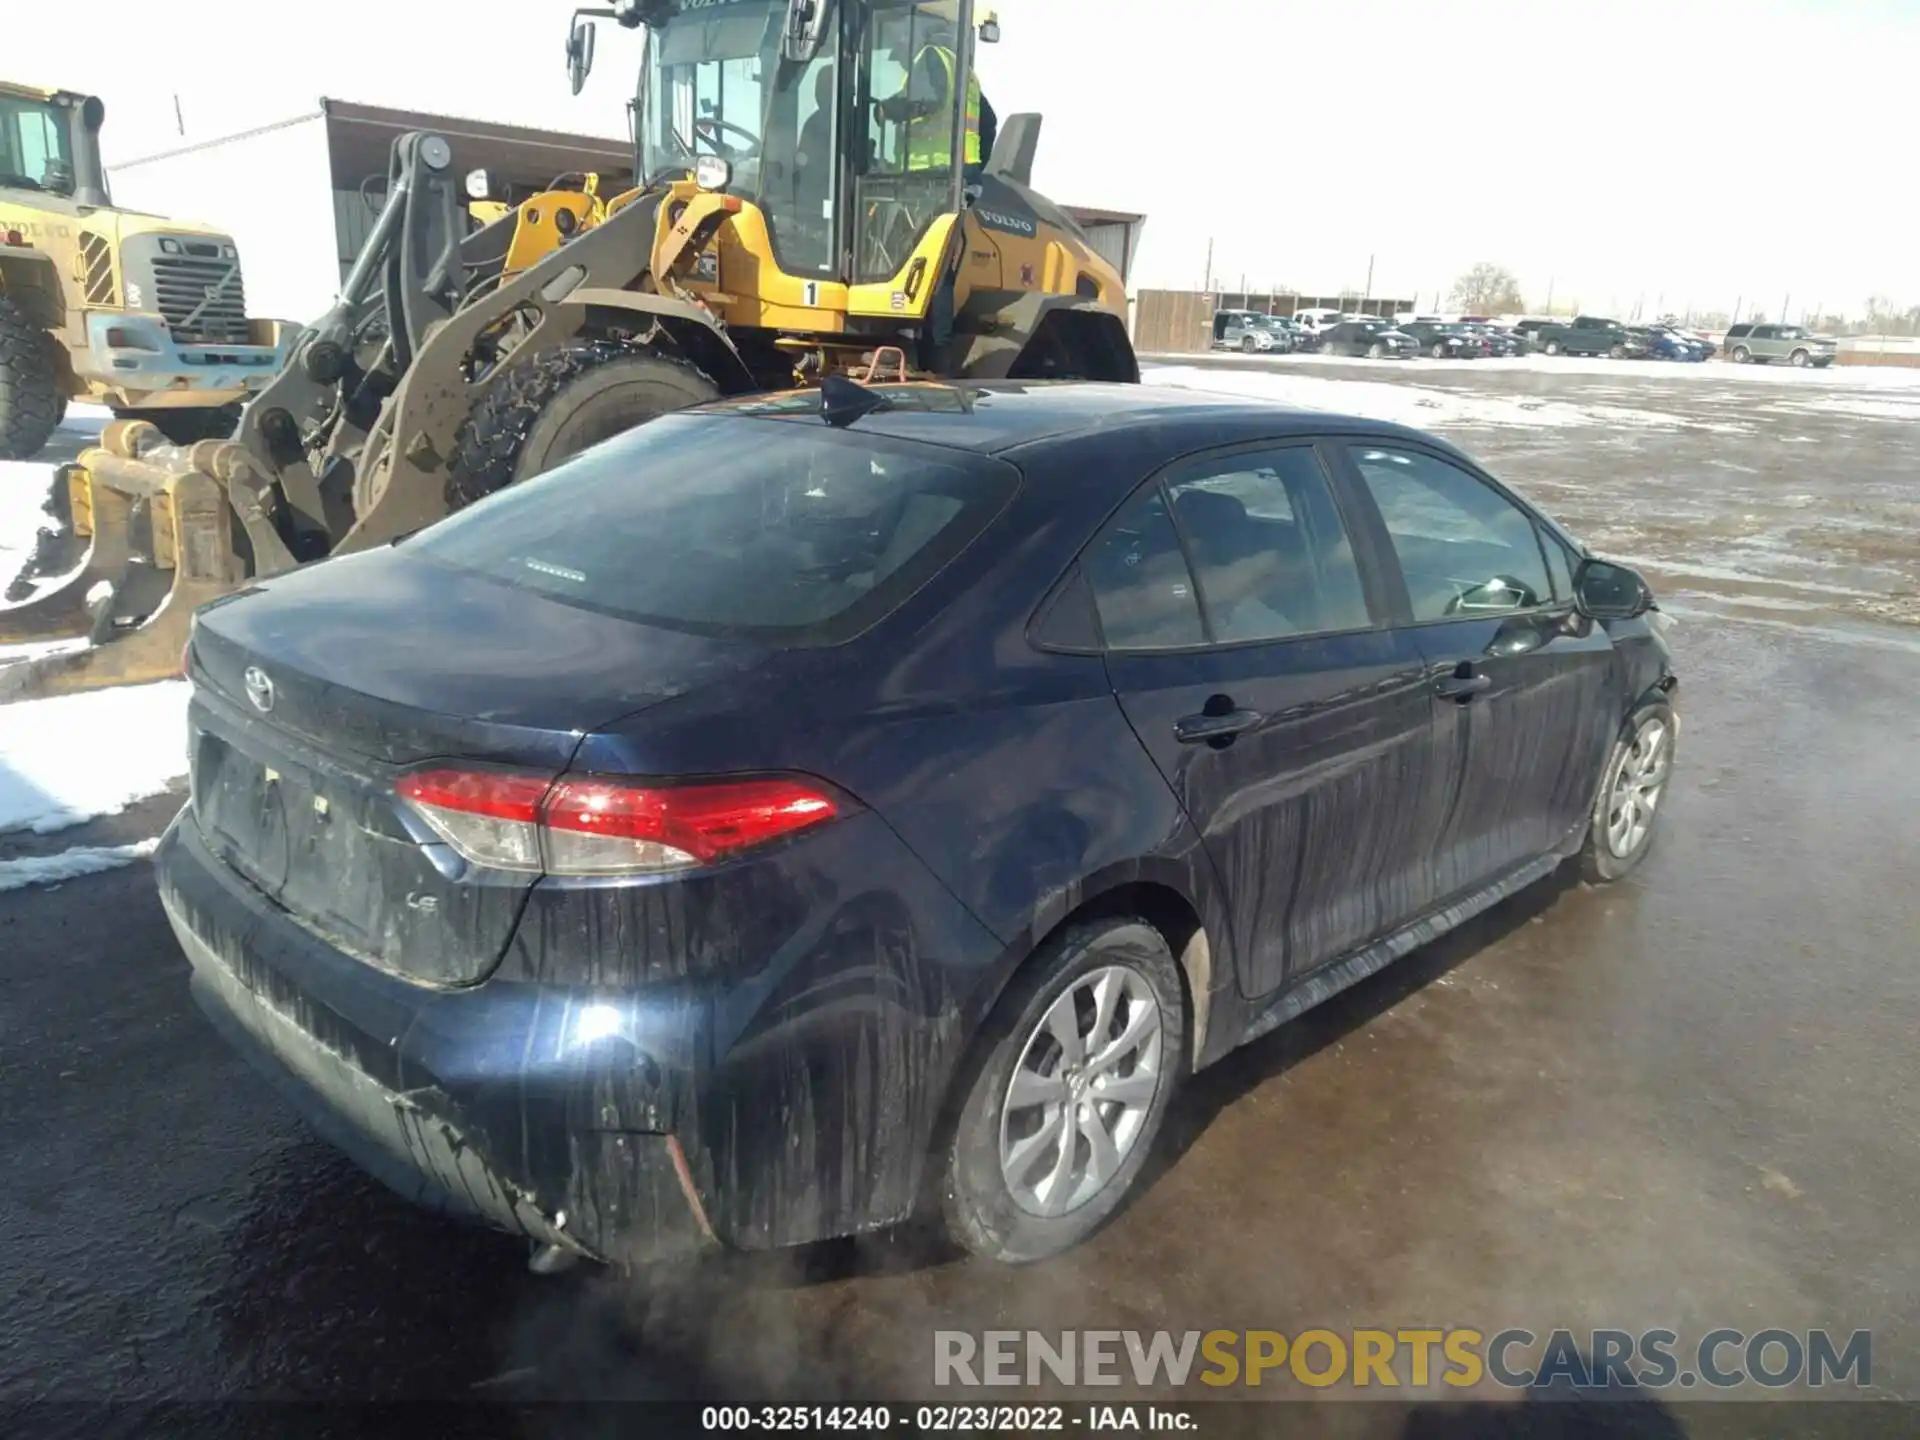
114,404,243,446
0,296,62,462
449,342,721,510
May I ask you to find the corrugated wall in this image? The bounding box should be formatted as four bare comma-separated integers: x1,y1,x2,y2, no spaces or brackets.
1133,291,1215,353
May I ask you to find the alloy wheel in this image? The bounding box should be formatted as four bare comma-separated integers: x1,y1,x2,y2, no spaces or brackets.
998,965,1164,1218
1606,719,1671,858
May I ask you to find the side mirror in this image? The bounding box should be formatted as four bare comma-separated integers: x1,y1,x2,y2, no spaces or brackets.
783,0,831,62
566,16,598,95
1573,557,1653,620
979,10,1002,43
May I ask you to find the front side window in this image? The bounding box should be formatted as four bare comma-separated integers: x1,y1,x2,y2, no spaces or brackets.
640,1,839,276
408,414,1015,645
1348,445,1551,622
0,94,73,195
854,0,964,283
1085,489,1205,650
1167,448,1371,643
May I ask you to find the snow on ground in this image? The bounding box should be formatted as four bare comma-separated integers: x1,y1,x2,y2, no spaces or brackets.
0,404,109,602
0,459,63,601
0,837,161,893
1142,364,1747,433
0,680,190,836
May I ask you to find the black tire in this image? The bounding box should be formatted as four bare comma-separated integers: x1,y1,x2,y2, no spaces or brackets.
1609,344,1628,360
115,404,243,445
0,295,62,461
1731,345,1751,364
1430,342,1447,359
1367,342,1385,359
1578,699,1676,884
1545,340,1562,356
1240,335,1257,353
449,342,721,510
1789,348,1810,368
941,917,1187,1264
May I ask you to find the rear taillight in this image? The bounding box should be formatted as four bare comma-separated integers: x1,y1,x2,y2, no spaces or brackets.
395,769,839,876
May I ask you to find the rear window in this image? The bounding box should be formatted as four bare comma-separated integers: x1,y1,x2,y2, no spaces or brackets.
407,413,1018,645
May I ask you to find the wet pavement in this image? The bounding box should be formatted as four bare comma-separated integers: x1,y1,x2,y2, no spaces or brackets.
4,363,1920,1424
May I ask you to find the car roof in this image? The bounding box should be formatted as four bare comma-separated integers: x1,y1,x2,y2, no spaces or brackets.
693,381,1433,457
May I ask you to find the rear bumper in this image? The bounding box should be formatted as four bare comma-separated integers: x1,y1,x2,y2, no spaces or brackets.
156,812,713,1266
76,312,290,406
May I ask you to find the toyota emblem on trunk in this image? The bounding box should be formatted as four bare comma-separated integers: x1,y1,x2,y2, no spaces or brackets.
243,666,275,713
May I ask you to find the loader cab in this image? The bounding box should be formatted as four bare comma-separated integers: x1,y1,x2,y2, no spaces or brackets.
622,0,986,297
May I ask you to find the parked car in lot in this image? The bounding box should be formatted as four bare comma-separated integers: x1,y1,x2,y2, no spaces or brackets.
1634,325,1709,362
1399,320,1489,358
1535,316,1647,359
1320,317,1417,358
1723,323,1837,368
1213,309,1291,354
1270,316,1318,353
158,380,1677,1267
1512,318,1562,350
1463,322,1524,357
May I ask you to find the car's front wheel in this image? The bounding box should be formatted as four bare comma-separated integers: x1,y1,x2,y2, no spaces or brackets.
1545,340,1562,356
1789,348,1810,367
941,918,1186,1264
1579,700,1676,883
1731,345,1752,363
1368,342,1385,359
1241,336,1258,353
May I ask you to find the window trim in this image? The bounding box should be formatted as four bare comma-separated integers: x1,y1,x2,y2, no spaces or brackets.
1327,436,1574,630
1052,437,1395,658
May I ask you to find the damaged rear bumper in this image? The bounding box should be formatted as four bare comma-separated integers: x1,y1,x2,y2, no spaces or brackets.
155,813,715,1267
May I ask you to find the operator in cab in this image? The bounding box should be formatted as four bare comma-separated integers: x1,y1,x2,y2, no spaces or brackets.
893,28,997,178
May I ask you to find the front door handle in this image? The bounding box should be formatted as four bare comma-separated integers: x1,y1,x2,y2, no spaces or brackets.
1175,708,1263,744
1433,671,1493,701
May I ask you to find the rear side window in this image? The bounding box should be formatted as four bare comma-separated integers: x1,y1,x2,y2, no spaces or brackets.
1084,489,1205,649
408,414,1017,644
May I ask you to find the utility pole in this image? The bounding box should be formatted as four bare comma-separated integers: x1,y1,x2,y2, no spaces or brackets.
1544,277,1554,315
1203,237,1215,294
172,95,186,136
1362,253,1375,314
1781,292,1791,326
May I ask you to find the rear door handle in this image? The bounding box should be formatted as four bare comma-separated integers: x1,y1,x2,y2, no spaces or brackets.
1175,708,1263,744
1433,671,1493,701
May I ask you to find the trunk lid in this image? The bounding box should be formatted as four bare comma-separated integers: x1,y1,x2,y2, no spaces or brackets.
185,548,774,985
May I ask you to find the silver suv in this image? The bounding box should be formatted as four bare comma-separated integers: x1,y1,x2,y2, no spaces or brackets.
1724,323,1837,368
1212,310,1290,354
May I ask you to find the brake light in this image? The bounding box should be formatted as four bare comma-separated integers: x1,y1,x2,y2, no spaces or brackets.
396,769,839,875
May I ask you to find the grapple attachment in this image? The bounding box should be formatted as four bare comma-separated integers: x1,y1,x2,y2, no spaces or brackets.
0,420,254,700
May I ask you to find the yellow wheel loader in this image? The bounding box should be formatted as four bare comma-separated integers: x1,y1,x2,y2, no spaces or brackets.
2,0,1134,699
0,81,293,461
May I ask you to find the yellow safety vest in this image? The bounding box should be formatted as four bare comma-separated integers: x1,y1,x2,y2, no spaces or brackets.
905,44,982,171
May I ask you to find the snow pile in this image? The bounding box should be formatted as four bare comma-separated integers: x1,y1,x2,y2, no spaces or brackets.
1142,366,1709,432
0,680,191,836
0,837,161,893
0,459,63,600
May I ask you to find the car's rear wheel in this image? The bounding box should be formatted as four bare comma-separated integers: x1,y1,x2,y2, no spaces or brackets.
1430,342,1447,358
941,917,1186,1264
1545,340,1562,356
1732,345,1751,363
1579,700,1676,883
1790,348,1810,367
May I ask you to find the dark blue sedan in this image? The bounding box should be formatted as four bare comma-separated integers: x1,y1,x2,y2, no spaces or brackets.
157,380,1678,1267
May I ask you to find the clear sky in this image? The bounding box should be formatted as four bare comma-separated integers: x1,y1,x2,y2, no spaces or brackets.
10,0,1915,318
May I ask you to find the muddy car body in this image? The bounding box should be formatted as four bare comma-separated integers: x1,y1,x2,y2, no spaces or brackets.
157,381,1678,1267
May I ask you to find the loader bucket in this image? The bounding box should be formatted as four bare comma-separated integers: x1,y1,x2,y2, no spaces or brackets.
0,421,249,702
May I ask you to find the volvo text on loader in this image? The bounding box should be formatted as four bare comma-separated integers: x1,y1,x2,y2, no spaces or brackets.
0,81,292,462
0,0,1135,699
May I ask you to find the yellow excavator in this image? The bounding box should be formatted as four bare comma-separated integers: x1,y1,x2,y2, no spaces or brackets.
0,0,1135,699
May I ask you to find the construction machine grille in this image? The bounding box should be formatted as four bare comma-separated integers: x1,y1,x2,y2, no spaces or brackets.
79,231,118,307
152,253,251,345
